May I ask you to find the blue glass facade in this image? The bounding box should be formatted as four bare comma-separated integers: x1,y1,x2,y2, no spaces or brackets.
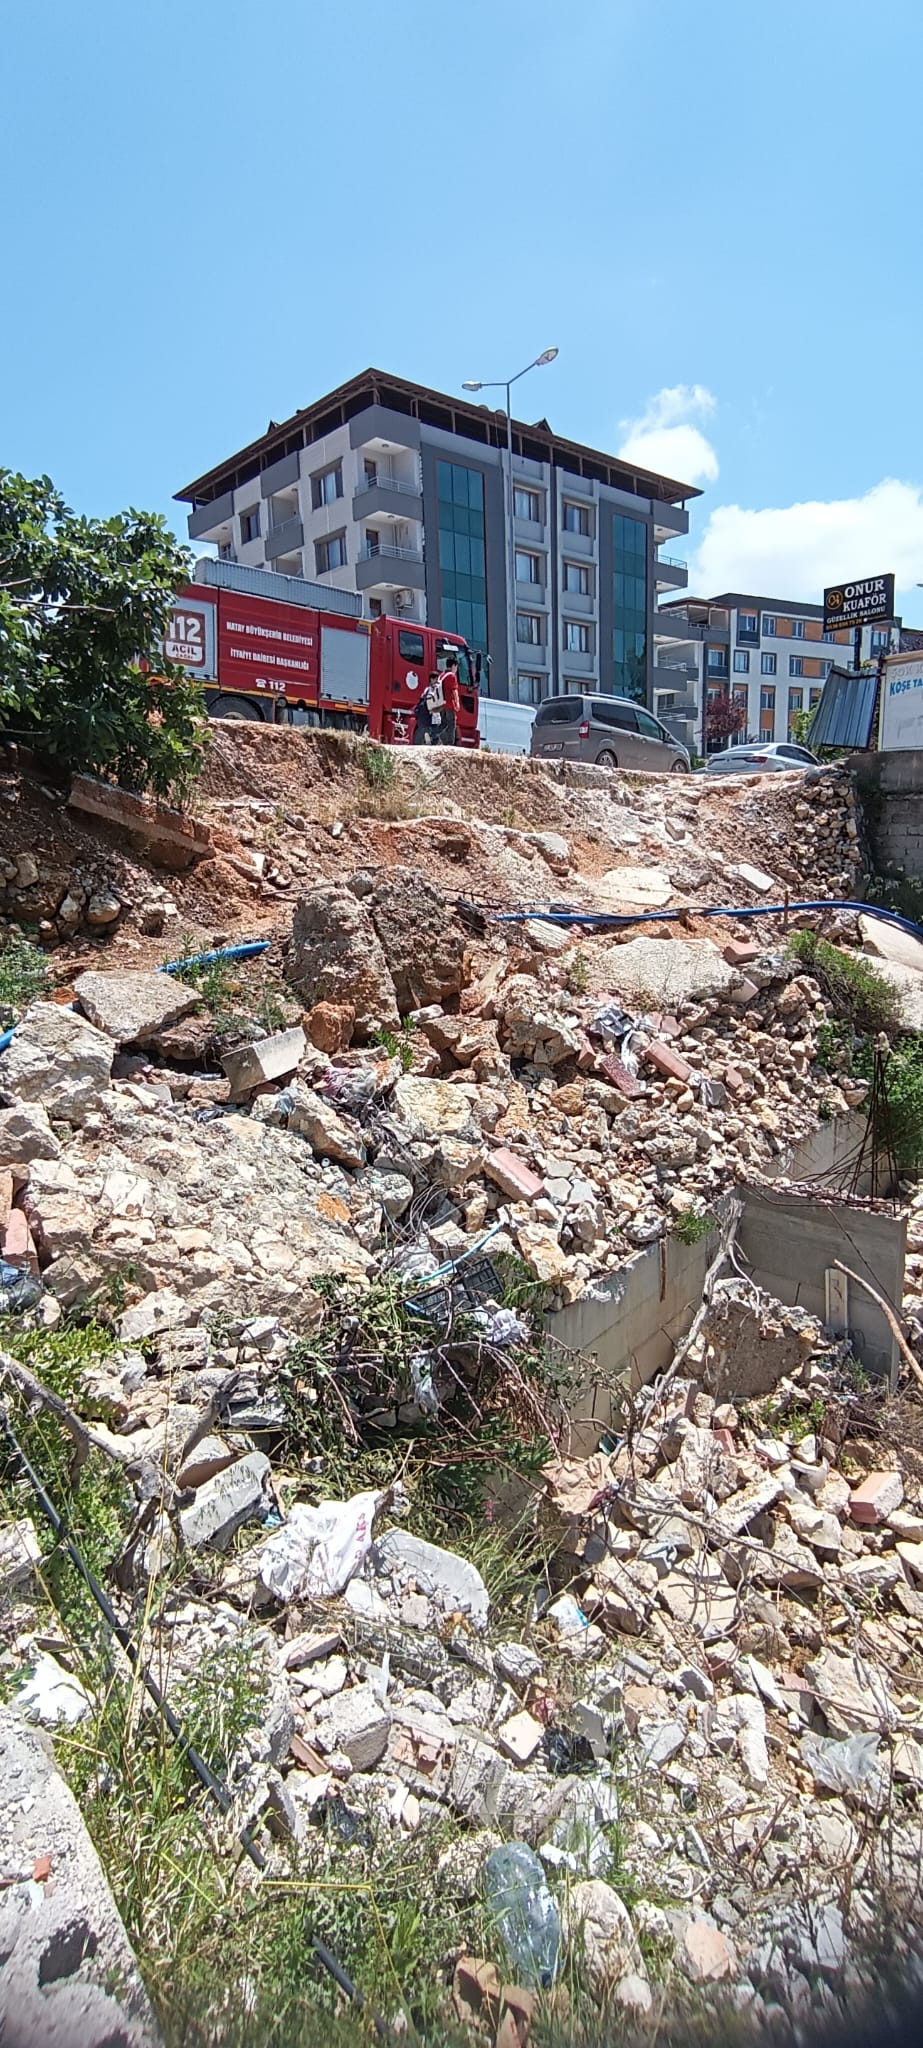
436,460,488,653
613,513,648,702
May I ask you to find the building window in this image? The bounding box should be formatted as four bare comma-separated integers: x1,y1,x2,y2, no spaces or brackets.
791,618,805,639
760,687,776,712
368,598,382,618
311,463,343,510
564,561,590,596
809,688,823,707
563,678,584,695
789,687,804,711
733,650,750,673
789,655,804,678
437,460,488,653
822,628,835,644
516,611,543,646
737,610,758,641
763,615,777,637
564,620,590,654
761,651,777,676
871,628,890,652
516,673,544,705
563,500,591,537
315,531,347,574
218,540,234,561
240,506,260,544
363,458,378,486
706,645,728,676
515,550,542,584
821,660,833,678
514,486,541,522
613,512,648,701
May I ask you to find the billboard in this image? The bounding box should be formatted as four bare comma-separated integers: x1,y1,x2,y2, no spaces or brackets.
879,654,923,752
823,574,894,635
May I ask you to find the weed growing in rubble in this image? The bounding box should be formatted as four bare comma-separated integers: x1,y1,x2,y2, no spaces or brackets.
565,949,589,995
670,1207,716,1246
373,1020,414,1072
360,743,396,792
787,928,899,1037
0,930,49,1020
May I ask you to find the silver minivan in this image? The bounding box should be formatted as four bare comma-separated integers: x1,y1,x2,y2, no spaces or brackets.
530,693,690,773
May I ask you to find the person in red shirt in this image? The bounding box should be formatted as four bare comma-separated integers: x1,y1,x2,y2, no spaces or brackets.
438,654,460,747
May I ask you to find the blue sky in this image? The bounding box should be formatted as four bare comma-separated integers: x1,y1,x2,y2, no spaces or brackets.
3,0,921,617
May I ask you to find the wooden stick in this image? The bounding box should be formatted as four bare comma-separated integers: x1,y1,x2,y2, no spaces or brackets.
832,1261,923,1393
0,1351,131,1467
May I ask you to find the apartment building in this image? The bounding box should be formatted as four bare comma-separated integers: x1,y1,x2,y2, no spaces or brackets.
655,593,900,750
176,369,696,712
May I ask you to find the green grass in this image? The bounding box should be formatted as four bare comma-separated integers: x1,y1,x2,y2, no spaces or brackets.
0,930,49,1022
787,928,899,1037
671,1208,716,1246
372,1020,415,1072
360,744,396,792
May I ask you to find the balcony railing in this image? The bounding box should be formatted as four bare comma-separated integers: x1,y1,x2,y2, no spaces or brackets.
361,472,420,496
657,554,687,570
362,542,423,562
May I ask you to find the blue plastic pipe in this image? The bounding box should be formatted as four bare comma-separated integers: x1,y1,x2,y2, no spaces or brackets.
0,1026,14,1053
160,941,269,974
494,899,923,942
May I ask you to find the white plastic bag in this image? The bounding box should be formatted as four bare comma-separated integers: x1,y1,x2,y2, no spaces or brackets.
257,1489,383,1602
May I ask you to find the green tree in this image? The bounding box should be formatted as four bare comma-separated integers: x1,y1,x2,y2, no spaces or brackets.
0,470,204,800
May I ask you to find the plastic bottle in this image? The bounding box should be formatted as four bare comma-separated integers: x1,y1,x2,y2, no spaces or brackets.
483,1842,562,1988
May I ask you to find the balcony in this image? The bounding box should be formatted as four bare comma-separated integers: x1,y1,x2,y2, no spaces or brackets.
561,645,595,677
355,543,425,593
265,515,304,562
654,554,688,592
353,475,423,523
188,490,234,541
652,500,690,543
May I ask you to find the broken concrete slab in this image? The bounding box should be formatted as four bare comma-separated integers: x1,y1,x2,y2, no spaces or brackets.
371,1528,490,1631
0,1704,162,2047
286,1082,365,1168
597,867,673,908
222,1027,306,1098
0,1004,114,1125
604,937,738,1008
312,1685,391,1771
69,774,211,869
74,970,199,1047
0,1101,61,1163
859,913,923,974
392,1074,479,1142
178,1451,270,1552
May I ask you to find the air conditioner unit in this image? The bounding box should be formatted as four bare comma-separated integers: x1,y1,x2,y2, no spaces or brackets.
394,589,413,610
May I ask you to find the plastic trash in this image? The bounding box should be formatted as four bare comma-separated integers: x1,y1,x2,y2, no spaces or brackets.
0,1260,43,1315
16,1651,90,1727
588,1001,635,1044
320,1066,380,1114
472,1305,530,1347
800,1730,881,1796
483,1842,562,1989
257,1489,383,1602
409,1350,439,1414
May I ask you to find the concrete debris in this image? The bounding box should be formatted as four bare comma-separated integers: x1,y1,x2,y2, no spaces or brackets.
4,744,923,2037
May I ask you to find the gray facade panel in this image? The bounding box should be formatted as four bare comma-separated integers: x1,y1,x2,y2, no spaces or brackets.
348,405,421,452
188,490,234,538
352,482,423,523
265,516,304,561
260,451,300,498
598,500,614,696
355,552,425,593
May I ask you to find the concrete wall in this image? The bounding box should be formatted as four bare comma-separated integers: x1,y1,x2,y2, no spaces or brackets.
738,1185,904,1383
547,1112,901,1447
854,748,923,880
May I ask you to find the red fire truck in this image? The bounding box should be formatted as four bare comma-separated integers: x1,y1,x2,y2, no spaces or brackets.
161,559,481,748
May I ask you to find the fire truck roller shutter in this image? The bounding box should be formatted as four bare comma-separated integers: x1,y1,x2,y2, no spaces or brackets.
319,627,370,705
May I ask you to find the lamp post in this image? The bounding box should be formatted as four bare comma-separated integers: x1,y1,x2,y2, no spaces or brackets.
462,349,558,700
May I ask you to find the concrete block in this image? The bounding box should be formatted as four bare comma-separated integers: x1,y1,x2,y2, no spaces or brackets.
313,1685,390,1771
221,1027,306,1097
485,1147,544,1202
372,1528,490,1630
69,773,211,869
0,1705,161,2047
74,970,199,1048
498,1709,544,1765
179,1452,270,1551
849,1471,904,1526
644,1041,693,1084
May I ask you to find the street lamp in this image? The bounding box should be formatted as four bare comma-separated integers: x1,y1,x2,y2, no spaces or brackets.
462,349,559,700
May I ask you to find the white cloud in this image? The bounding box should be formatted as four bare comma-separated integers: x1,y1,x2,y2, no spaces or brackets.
619,384,719,486
689,479,923,601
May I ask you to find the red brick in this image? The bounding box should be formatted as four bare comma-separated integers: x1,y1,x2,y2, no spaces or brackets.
1,1207,31,1265
644,1041,693,1084
597,1052,644,1099
485,1147,544,1203
722,940,761,967
849,1471,904,1526
723,1065,746,1095
712,1427,736,1456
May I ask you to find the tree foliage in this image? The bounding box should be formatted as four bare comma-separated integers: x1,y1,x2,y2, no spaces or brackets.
0,470,204,800
705,692,748,750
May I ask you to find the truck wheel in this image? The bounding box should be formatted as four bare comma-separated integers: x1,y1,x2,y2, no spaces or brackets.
204,694,266,722
597,748,618,768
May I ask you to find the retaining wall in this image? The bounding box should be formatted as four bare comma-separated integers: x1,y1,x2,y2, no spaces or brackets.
853,748,923,879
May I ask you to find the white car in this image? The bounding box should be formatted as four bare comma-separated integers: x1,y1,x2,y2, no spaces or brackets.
705,742,819,776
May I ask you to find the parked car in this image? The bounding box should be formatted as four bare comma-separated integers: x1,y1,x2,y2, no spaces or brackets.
530,693,690,773
705,741,819,775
